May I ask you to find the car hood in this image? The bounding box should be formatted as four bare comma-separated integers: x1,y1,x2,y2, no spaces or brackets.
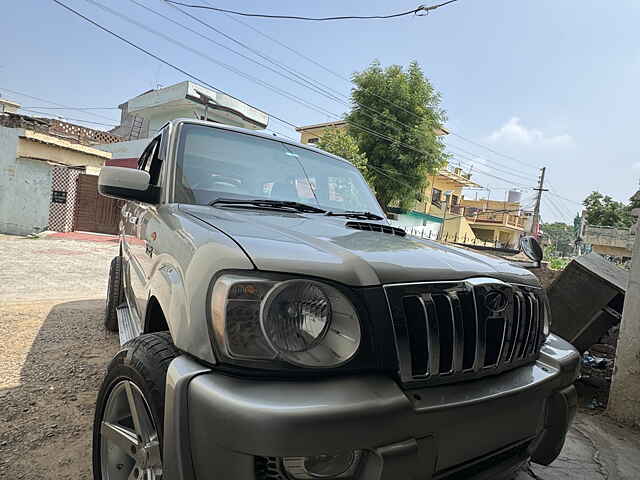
180,205,539,287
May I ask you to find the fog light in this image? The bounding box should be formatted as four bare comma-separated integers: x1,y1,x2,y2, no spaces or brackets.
282,450,362,479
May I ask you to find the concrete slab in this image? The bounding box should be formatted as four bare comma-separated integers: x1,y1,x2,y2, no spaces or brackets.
516,412,640,479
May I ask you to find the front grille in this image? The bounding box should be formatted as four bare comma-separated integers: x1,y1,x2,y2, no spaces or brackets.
384,278,546,386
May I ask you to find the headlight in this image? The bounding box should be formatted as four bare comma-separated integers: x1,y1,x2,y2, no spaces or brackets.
211,274,361,368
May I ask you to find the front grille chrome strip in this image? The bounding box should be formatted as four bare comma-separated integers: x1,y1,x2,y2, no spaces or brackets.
418,294,440,376
448,292,465,373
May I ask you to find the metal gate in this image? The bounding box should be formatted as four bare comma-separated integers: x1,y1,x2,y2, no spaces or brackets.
74,174,123,235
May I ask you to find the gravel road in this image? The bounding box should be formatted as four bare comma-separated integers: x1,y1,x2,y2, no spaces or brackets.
0,234,120,479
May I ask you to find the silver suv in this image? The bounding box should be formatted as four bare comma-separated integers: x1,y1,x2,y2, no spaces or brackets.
94,119,580,480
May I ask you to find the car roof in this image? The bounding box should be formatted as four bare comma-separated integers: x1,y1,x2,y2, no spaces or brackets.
167,118,352,166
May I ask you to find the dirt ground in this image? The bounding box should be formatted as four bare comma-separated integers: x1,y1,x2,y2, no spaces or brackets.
0,300,119,479
0,234,119,479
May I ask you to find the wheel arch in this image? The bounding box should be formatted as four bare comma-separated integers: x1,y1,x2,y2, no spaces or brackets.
145,295,170,334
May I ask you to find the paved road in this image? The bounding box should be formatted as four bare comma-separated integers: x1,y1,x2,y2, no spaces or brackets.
0,233,119,303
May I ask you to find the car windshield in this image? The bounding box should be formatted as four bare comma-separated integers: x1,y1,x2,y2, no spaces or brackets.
174,124,384,216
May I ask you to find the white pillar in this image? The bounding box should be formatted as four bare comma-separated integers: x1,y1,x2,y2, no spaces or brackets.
608,209,640,426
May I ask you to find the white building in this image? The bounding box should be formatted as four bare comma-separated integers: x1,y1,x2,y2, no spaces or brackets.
98,81,269,167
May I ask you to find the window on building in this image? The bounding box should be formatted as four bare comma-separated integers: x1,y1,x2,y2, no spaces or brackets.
307,137,319,144
432,188,442,206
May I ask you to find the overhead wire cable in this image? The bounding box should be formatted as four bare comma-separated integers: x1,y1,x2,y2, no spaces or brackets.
164,1,459,21
50,0,299,130
161,0,534,186
194,0,541,175
163,0,437,137
21,108,119,127
51,0,438,161
130,0,349,107
0,86,119,122
54,0,530,195
22,106,119,110
448,131,540,171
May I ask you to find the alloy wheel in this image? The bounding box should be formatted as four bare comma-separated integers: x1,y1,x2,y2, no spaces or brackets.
99,380,162,480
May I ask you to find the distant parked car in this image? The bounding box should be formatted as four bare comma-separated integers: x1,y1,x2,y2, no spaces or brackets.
93,118,579,480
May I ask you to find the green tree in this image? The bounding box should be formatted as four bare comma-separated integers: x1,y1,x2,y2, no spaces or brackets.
541,222,575,257
583,191,631,228
573,213,582,237
316,127,370,181
346,60,449,210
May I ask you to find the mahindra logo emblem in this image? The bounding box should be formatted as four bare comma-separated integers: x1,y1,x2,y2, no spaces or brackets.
485,290,509,313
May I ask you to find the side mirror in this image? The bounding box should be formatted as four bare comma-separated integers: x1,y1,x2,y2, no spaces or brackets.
520,235,543,267
98,166,160,203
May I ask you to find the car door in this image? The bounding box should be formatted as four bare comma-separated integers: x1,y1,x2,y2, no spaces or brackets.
123,136,162,324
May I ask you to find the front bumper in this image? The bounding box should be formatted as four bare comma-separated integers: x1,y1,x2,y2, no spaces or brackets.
163,334,579,480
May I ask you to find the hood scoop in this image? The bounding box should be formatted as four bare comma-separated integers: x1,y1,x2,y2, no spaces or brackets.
345,221,406,237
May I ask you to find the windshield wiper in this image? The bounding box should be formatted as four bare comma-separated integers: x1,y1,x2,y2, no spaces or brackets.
209,198,326,214
326,210,384,221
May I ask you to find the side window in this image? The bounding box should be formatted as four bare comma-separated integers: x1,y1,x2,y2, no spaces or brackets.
137,136,162,185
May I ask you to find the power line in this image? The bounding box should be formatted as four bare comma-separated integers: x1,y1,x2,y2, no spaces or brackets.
130,0,348,108
54,0,532,194
85,0,341,121
547,190,583,206
546,195,574,223
21,108,119,127
449,131,540,172
445,143,537,181
165,0,459,21
50,0,452,165
51,0,300,130
164,0,434,140
160,0,535,187
446,147,535,183
0,86,119,122
22,106,119,110
193,0,536,176
200,0,448,128
165,0,536,185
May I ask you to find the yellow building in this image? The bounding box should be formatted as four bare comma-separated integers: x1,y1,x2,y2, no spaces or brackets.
296,121,527,248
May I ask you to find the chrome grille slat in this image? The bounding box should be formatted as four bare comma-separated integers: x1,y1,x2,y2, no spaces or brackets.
507,291,525,363
447,292,465,373
521,294,535,358
385,279,545,386
472,287,485,372
527,294,540,356
418,294,440,376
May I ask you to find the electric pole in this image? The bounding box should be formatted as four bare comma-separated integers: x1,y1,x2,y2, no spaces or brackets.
531,167,548,238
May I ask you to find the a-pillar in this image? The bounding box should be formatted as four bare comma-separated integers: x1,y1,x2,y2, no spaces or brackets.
608,208,640,426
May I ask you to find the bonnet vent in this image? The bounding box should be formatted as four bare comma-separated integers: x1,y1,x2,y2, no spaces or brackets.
345,222,406,237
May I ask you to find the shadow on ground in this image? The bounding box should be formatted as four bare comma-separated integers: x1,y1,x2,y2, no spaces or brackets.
0,299,119,480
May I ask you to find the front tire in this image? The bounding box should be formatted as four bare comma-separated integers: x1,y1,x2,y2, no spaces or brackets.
93,333,180,480
105,255,125,332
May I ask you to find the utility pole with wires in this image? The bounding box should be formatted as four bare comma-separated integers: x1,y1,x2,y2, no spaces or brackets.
531,167,548,238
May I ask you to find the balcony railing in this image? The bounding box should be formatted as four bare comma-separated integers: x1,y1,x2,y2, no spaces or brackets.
439,204,526,229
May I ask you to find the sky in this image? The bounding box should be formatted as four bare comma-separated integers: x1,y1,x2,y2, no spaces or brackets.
2,0,640,223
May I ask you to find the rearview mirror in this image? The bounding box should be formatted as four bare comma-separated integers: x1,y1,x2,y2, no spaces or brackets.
98,166,160,203
520,235,543,267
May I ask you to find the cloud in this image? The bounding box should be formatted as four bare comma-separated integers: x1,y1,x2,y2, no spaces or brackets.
633,161,640,170
487,117,574,148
